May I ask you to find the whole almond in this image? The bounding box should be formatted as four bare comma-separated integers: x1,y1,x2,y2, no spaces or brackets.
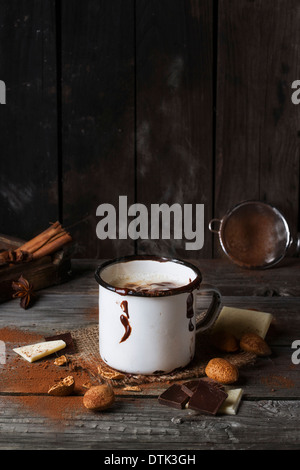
210,331,239,353
205,358,239,384
240,333,271,356
48,375,75,396
83,384,115,411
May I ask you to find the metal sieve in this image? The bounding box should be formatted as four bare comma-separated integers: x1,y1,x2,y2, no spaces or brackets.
209,200,297,269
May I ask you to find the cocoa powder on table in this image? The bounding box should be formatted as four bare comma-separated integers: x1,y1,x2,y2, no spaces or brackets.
0,327,93,422
260,374,295,390
0,326,44,344
6,395,86,422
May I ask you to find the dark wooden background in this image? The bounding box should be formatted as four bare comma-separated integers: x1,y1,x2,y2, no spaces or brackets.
0,0,299,260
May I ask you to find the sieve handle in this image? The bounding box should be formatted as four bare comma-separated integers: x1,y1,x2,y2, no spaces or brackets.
288,233,300,256
208,218,221,234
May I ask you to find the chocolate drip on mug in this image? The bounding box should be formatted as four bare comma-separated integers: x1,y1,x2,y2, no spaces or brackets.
120,300,129,317
119,300,132,343
186,293,195,331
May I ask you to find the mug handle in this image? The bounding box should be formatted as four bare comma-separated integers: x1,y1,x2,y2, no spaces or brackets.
195,283,222,333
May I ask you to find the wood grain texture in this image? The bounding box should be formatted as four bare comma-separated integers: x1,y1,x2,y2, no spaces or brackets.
2,291,299,348
61,0,135,259
1,397,300,449
135,0,214,258
0,0,58,240
0,236,71,303
63,257,300,297
1,2,300,262
215,0,300,256
0,259,300,449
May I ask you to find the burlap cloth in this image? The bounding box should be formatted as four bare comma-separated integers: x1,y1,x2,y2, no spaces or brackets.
63,324,256,387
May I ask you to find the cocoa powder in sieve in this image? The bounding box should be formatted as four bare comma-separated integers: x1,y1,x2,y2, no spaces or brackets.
222,207,286,268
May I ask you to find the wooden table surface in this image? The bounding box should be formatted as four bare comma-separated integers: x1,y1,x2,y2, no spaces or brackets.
1,257,300,451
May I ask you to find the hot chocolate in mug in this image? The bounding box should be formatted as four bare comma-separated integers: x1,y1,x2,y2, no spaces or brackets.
95,255,222,375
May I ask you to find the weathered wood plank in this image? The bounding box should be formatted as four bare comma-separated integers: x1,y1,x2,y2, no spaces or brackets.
61,0,135,259
195,258,300,297
2,293,300,344
0,0,58,239
1,293,300,398
1,397,300,449
0,343,298,399
0,254,71,304
0,259,299,449
136,0,214,258
1,257,300,348
58,258,300,297
215,0,300,256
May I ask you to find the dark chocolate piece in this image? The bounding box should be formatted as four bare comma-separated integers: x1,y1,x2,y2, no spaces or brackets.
200,377,226,390
45,332,76,354
188,380,228,415
181,378,224,397
181,380,200,397
158,384,190,409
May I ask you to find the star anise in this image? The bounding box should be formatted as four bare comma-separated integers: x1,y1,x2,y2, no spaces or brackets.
11,275,35,309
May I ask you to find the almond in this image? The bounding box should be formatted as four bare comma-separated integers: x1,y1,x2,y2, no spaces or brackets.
205,358,239,384
83,384,115,411
240,332,271,356
210,331,239,353
48,375,75,396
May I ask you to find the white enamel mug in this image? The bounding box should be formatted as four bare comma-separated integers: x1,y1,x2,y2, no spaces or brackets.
95,255,222,375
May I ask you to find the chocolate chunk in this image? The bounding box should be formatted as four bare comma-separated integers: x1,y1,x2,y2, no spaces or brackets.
188,379,228,415
158,384,190,409
201,377,226,390
45,332,76,354
181,380,200,397
181,378,224,397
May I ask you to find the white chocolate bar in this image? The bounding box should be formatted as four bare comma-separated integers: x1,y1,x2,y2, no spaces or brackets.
13,340,66,363
212,306,273,339
218,388,243,415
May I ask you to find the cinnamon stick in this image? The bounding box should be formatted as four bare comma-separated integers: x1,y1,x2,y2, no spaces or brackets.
0,250,32,266
32,233,72,260
42,230,68,246
16,222,62,255
0,222,72,267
